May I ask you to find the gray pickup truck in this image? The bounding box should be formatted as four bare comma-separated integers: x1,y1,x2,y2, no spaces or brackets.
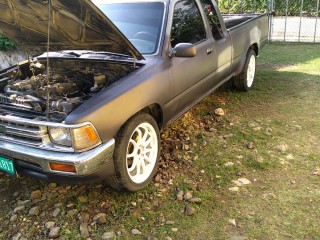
0,0,268,191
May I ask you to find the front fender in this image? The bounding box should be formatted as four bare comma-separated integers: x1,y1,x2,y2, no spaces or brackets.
65,59,170,142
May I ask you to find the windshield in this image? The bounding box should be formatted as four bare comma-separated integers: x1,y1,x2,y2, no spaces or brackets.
96,3,165,55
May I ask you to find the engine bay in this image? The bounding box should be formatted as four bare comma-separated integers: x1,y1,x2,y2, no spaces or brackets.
0,57,135,121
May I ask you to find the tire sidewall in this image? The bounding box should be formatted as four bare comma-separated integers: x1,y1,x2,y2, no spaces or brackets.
243,49,256,91
113,112,160,192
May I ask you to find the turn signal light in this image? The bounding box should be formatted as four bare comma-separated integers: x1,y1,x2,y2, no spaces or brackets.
85,126,98,142
49,162,76,173
72,125,101,150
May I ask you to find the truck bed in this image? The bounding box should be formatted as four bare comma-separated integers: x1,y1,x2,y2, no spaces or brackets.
222,14,265,29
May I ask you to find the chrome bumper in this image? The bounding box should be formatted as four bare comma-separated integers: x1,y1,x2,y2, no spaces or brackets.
0,139,115,177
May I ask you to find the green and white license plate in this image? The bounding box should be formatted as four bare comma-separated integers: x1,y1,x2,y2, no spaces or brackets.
0,156,16,176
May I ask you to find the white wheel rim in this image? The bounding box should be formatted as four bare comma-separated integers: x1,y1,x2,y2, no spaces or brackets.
246,55,256,88
126,122,158,184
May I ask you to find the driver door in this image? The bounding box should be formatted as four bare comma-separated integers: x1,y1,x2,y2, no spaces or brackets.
166,0,217,115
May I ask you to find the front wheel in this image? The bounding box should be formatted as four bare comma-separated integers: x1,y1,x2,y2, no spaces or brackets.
108,112,160,192
232,49,256,91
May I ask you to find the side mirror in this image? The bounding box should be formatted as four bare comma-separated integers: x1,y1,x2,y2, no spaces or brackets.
169,43,196,58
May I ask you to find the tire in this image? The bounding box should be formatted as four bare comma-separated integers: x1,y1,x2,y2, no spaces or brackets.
232,49,256,91
108,112,160,192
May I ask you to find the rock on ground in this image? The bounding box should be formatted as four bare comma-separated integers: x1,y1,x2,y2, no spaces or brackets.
184,191,193,200
276,143,289,152
78,196,88,203
45,221,55,229
229,187,239,192
232,178,251,187
228,219,237,226
52,208,61,217
48,227,60,239
101,231,116,239
176,190,184,201
215,108,225,117
29,206,41,216
13,206,25,214
131,229,142,235
30,190,42,200
190,197,202,204
184,205,196,216
10,214,18,222
80,223,90,238
93,213,107,224
79,212,90,223
229,236,247,240
12,233,22,240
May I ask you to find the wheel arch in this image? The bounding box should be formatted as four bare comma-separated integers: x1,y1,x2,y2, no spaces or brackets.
250,43,259,57
115,103,164,139
234,43,258,76
139,103,164,130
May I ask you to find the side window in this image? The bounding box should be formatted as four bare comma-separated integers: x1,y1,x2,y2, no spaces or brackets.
171,0,206,47
199,0,224,40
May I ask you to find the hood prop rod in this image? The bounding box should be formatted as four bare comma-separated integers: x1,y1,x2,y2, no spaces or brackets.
130,51,137,69
46,0,52,120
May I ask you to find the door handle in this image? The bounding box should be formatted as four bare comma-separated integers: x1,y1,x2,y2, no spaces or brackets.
206,47,213,55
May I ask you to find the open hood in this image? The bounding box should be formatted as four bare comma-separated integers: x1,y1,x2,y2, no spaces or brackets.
0,0,144,59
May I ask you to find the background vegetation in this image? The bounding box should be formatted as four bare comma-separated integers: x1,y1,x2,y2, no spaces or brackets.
0,34,17,51
218,0,268,13
272,0,320,16
217,0,320,16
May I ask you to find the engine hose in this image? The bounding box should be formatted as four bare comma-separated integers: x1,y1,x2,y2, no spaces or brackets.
4,87,45,104
24,94,46,104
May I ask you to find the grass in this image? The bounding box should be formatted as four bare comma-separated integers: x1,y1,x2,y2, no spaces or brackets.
0,44,320,239
203,43,320,239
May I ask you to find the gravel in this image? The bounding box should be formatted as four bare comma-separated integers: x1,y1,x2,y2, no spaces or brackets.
0,106,222,239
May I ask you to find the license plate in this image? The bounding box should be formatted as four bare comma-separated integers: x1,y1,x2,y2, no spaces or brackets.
0,156,16,176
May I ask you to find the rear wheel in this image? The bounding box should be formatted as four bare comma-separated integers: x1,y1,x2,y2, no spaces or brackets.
232,49,256,91
108,112,160,192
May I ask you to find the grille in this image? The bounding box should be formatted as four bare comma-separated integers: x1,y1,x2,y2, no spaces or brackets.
0,117,48,147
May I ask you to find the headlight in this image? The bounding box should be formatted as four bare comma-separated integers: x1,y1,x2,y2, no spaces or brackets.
48,124,101,151
49,127,72,147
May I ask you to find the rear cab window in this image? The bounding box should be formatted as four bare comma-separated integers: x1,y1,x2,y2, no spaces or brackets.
199,0,224,40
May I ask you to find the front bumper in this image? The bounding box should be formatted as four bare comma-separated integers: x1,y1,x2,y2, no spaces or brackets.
0,139,115,184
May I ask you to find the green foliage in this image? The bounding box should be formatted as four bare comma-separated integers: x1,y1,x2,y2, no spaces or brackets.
0,34,17,51
218,0,268,14
272,0,319,16
217,0,319,16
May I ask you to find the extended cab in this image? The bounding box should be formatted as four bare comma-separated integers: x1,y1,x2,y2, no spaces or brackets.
0,0,268,191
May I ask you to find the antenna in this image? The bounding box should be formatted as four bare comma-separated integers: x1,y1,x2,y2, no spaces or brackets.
46,0,51,120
